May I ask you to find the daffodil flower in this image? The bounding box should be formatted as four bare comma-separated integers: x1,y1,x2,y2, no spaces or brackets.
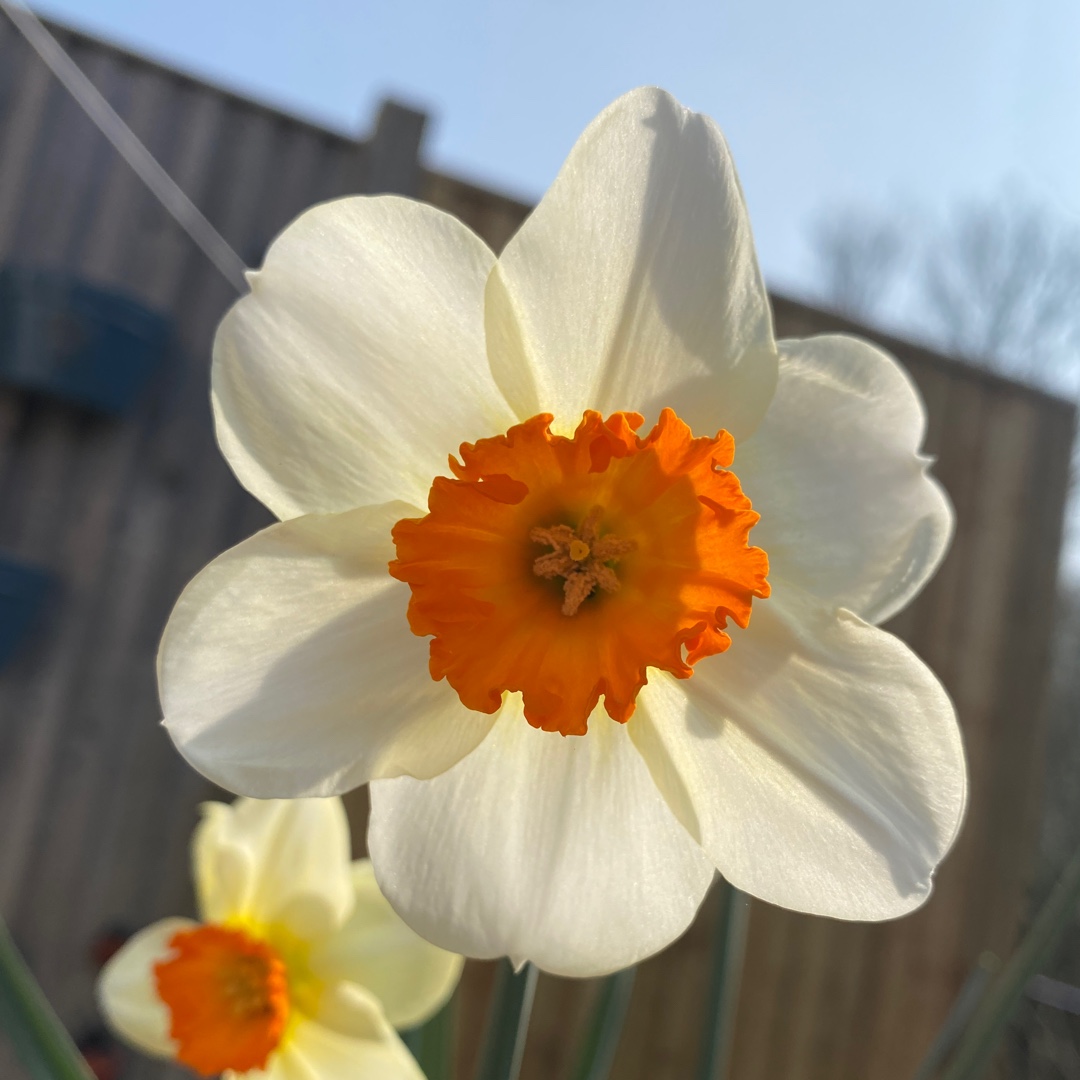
159,88,967,977
97,797,461,1078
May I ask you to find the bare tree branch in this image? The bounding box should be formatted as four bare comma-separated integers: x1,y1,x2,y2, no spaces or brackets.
810,210,908,322
922,199,1080,379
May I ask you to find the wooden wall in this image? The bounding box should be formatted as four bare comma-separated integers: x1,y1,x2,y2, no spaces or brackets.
0,15,1073,1080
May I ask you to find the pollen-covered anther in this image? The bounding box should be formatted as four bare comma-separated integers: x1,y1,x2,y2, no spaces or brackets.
531,506,636,616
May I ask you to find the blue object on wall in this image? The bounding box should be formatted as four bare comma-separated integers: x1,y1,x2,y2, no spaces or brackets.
0,266,170,415
0,556,52,669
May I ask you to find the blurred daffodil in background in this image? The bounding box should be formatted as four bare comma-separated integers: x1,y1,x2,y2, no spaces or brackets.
158,87,967,976
96,797,460,1079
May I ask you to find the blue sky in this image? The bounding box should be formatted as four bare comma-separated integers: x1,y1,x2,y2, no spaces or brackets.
31,0,1080,306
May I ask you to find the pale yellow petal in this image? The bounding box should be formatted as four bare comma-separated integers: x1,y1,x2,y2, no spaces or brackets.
192,797,353,937
96,918,194,1058
309,980,395,1042
192,800,254,924
309,860,462,1030
270,1018,424,1080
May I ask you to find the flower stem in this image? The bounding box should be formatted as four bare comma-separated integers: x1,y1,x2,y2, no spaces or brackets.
569,967,636,1080
696,882,751,1080
474,961,538,1080
0,915,95,1080
936,844,1080,1080
911,951,1000,1080
403,992,458,1080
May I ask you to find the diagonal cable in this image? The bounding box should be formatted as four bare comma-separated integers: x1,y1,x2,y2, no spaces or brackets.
0,0,249,294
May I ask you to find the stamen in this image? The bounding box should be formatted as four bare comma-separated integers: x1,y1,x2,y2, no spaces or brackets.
531,506,636,616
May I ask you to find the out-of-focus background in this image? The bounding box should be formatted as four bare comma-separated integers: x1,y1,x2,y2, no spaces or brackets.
0,1,1078,1077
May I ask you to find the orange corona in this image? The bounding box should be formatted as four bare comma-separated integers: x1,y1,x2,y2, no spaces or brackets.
390,409,770,736
154,925,290,1076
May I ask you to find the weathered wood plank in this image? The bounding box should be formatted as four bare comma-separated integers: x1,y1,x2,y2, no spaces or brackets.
76,60,180,289
6,43,121,267
0,30,55,260
0,45,145,919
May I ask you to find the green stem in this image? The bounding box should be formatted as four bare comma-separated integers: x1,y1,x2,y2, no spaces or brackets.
912,952,1000,1080
569,968,636,1080
0,915,94,1080
403,991,458,1080
696,883,752,1080
474,961,538,1080
937,844,1080,1080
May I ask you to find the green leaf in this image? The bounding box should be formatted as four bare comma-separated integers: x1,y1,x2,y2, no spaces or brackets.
0,915,95,1080
937,844,1080,1080
569,968,636,1080
697,883,752,1080
473,961,538,1080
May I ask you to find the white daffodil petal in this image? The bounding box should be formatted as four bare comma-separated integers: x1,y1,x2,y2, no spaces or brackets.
632,591,966,920
160,502,496,798
278,1018,424,1080
368,698,714,978
309,860,463,1030
737,334,954,625
213,196,518,519
486,86,777,439
96,918,194,1058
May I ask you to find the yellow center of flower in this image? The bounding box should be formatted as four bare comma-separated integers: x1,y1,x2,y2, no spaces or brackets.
154,925,290,1077
390,409,770,736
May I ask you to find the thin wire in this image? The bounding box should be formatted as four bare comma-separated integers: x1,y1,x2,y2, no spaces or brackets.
0,0,249,294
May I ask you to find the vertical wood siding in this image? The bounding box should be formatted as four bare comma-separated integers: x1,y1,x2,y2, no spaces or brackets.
0,18,1072,1080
